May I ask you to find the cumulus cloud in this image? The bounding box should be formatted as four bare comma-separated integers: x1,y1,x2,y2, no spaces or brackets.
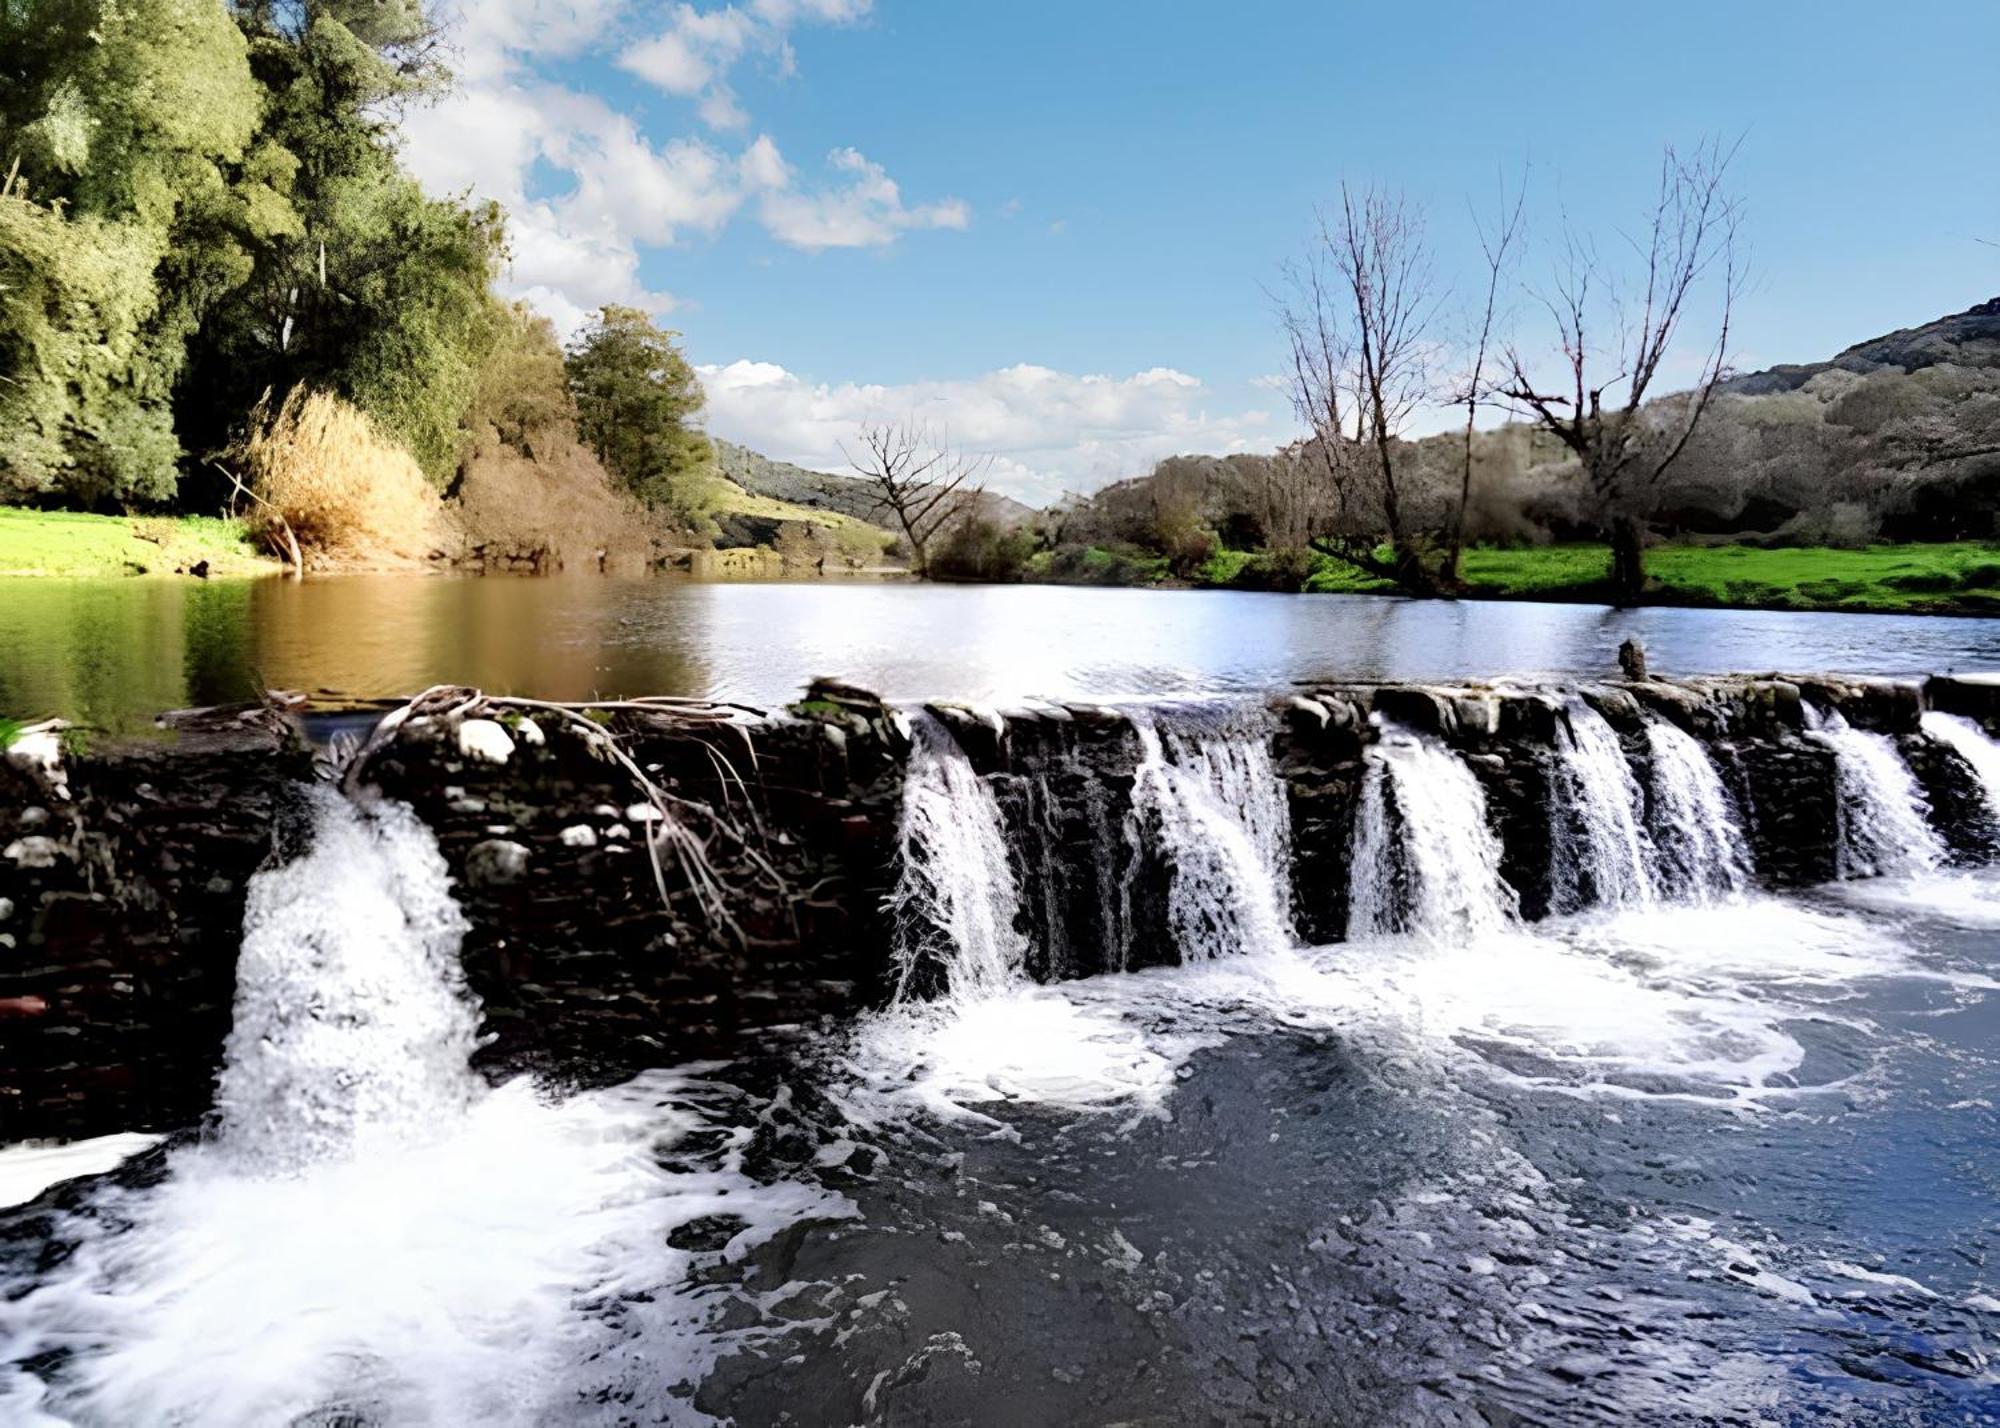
402,0,960,332
755,147,970,250
618,0,870,133
697,360,1281,505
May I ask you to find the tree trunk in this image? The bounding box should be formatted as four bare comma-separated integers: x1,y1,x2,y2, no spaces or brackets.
1608,514,1647,606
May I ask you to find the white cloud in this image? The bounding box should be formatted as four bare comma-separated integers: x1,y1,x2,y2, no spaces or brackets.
617,0,870,134
402,0,958,334
697,360,1280,505
757,147,970,250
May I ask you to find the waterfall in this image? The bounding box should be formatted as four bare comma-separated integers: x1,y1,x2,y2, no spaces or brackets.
1809,710,1945,878
1643,719,1753,901
1919,711,2000,824
216,786,481,1174
888,713,1028,1000
1546,702,1656,913
1348,723,1516,942
1125,708,1293,962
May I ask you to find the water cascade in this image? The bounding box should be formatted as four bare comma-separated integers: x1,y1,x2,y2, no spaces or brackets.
216,788,481,1173
1347,723,1517,941
1642,719,1753,901
887,713,1030,1000
1809,709,1946,877
1125,707,1293,962
1919,711,2000,824
1546,703,1657,912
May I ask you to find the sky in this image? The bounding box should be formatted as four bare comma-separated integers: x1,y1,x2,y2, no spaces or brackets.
401,1,2000,505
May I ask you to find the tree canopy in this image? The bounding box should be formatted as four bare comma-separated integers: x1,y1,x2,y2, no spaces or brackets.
565,305,714,517
0,0,516,508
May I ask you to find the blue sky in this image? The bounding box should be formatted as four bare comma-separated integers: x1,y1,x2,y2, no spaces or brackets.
406,0,2000,502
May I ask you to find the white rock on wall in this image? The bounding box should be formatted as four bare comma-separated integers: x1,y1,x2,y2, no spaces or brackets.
456,718,516,765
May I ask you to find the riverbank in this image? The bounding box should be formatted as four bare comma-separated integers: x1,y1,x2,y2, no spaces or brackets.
0,510,281,578
1027,540,2000,616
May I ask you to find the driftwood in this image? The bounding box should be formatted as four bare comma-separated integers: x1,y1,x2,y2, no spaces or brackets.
337,685,786,947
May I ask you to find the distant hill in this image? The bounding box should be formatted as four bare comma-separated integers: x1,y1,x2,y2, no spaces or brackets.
714,440,1038,527
1725,297,2000,396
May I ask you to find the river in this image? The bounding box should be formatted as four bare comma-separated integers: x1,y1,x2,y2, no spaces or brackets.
1,582,1998,1424
9,574,2000,731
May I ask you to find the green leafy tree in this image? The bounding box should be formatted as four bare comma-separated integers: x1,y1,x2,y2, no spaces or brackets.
565,306,714,516
469,302,576,454
178,0,501,486
0,0,285,505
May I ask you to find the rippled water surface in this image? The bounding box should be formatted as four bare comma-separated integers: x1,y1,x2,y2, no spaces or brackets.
9,574,2000,729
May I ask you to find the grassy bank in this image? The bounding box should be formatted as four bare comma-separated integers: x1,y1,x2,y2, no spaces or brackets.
1029,540,2000,615
0,509,281,578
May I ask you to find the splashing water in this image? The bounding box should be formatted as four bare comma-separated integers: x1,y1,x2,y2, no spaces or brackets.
1920,711,2000,825
1547,703,1656,913
888,713,1029,1001
1348,722,1516,942
1643,719,1753,901
1,792,846,1428
1810,710,1945,878
1126,707,1293,962
216,789,481,1173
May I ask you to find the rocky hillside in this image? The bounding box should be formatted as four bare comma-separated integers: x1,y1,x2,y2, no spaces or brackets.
715,440,1037,527
1726,297,2000,396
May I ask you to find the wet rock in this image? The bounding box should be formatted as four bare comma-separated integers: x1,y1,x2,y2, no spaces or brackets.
4,837,60,869
464,839,530,886
667,1213,751,1252
455,718,516,765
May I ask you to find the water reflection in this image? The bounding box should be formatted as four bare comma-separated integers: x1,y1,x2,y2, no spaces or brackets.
7,573,2000,731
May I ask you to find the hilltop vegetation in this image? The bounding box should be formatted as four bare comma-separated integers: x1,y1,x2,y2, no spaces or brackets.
1011,296,2000,612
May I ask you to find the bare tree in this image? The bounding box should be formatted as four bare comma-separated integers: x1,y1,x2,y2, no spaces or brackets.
1280,184,1447,594
1499,140,1744,605
1446,169,1528,583
842,419,991,577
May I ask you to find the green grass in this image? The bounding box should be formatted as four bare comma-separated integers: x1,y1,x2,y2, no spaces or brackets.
0,508,280,578
1040,536,2000,614
693,474,891,537
1458,541,2000,613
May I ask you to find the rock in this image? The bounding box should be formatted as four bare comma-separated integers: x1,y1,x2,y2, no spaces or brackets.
559,824,598,848
513,717,545,746
464,838,530,886
1373,686,1454,737
1453,694,1501,740
1285,696,1331,729
5,835,61,868
667,1213,751,1252
456,718,516,765
1581,687,1644,732
1619,638,1649,681
0,896,12,921
5,727,69,800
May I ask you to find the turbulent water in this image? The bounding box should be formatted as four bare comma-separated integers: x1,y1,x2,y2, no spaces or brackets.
1548,702,1658,911
7,702,2000,1424
1348,721,1516,941
0,793,846,1428
1643,717,1753,900
1813,708,1949,877
888,712,1030,1001
1124,708,1292,963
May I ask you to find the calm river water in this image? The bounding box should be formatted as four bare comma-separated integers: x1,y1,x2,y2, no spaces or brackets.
8,573,2000,728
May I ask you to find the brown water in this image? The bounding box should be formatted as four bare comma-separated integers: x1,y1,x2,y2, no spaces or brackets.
8,573,2000,730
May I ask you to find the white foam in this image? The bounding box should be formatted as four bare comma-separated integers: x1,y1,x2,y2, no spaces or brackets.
0,1135,161,1212
1,1072,848,1427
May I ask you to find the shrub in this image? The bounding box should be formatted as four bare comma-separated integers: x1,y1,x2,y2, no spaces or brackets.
928,517,1037,582
236,388,440,564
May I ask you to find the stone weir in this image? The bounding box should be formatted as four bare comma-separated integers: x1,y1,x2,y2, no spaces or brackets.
5,672,2000,1142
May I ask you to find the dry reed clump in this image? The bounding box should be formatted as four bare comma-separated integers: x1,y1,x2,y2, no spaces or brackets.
237,389,442,566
